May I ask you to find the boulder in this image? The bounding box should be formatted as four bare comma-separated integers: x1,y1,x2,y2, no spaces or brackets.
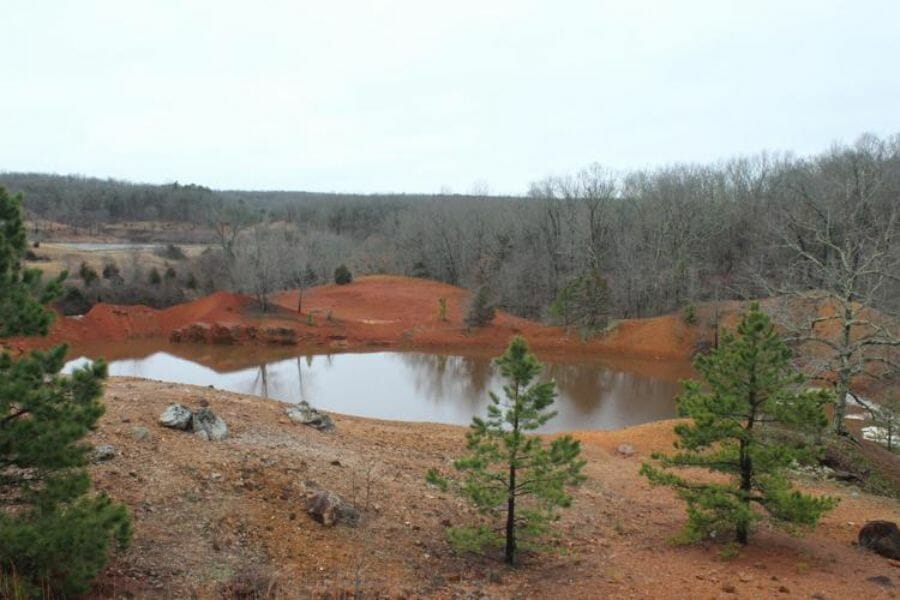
286,401,335,432
307,490,359,527
159,404,193,430
616,443,636,457
859,521,900,560
191,407,229,441
92,444,116,462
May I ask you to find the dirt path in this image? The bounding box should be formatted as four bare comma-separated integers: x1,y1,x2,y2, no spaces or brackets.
86,378,899,599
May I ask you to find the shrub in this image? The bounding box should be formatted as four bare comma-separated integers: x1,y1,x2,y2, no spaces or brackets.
156,243,187,260
102,262,121,280
683,303,698,325
410,260,430,279
334,264,353,285
303,264,318,286
148,267,162,285
79,261,99,286
56,285,92,316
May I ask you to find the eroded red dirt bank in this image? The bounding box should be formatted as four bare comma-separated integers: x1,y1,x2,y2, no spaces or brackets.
7,275,704,360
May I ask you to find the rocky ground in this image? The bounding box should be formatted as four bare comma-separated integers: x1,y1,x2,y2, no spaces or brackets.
82,378,900,600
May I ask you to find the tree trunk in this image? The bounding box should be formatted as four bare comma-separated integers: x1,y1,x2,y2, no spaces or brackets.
832,307,853,435
737,436,751,545
738,374,756,545
505,383,520,565
505,462,516,565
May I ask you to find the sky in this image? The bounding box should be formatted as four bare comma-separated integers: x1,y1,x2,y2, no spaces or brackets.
1,1,898,195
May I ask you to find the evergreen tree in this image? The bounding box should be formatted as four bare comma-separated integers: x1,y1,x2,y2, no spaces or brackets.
549,272,610,331
334,264,352,285
641,303,837,546
427,337,586,565
464,286,496,328
0,189,65,337
0,187,131,598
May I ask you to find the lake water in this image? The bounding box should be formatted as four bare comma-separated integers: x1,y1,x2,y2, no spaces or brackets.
63,345,689,432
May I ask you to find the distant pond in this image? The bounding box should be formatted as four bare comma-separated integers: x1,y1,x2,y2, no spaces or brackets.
63,344,691,433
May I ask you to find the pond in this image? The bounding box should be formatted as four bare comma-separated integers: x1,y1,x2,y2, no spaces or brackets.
51,242,162,252
63,344,691,433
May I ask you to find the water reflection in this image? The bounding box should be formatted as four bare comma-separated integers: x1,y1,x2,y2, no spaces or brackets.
63,349,684,432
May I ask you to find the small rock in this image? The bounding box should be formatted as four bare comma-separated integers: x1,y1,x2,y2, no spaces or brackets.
307,490,359,527
616,443,636,457
722,583,736,594
859,521,900,560
867,575,894,588
130,425,150,441
191,407,228,441
92,444,116,462
159,404,192,430
286,401,335,432
811,593,827,600
778,585,790,594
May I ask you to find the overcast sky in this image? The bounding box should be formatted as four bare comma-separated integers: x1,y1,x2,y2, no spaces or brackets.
2,1,898,194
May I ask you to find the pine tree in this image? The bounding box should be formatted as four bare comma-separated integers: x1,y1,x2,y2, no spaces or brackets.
427,337,586,565
549,272,610,332
334,264,352,285
640,303,837,546
0,187,131,598
0,190,65,338
464,286,496,328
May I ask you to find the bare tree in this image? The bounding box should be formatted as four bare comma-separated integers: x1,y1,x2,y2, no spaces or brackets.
232,225,286,312
768,136,900,434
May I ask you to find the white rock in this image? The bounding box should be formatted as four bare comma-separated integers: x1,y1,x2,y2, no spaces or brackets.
159,404,193,430
192,407,228,441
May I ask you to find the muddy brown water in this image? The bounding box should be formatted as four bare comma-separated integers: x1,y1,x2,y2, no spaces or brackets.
63,342,693,432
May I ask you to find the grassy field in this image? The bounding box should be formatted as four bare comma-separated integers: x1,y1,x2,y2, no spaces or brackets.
26,242,209,280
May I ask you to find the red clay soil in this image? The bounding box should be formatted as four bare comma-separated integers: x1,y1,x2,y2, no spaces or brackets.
80,379,900,599
6,276,703,360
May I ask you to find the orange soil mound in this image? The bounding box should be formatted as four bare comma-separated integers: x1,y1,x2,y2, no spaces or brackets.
273,275,700,358
8,275,701,360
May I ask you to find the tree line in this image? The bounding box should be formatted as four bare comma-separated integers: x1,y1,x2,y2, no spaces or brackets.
3,133,898,325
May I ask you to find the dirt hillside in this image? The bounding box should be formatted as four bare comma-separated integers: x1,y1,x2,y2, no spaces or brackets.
8,276,702,360
83,378,900,599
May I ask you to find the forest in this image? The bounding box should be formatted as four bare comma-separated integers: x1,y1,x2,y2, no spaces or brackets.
2,133,898,325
